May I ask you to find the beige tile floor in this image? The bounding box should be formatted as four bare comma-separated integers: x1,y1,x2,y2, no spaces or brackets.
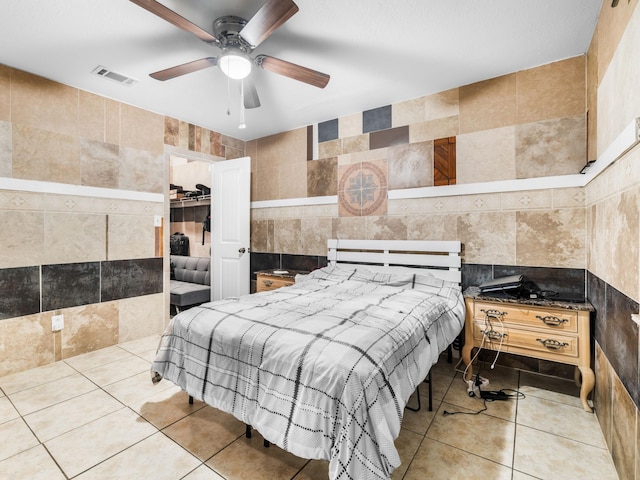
0,334,619,480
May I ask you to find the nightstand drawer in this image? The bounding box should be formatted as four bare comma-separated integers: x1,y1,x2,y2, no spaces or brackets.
473,320,579,358
255,269,308,293
474,301,578,333
257,276,293,292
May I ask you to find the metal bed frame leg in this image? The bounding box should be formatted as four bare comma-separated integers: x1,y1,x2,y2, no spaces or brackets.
191,400,268,448
406,370,433,412
245,424,270,447
187,397,270,447
406,343,454,413
427,370,432,411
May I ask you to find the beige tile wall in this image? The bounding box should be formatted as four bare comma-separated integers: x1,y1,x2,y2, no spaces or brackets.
457,126,515,183
588,2,640,479
0,293,164,376
250,56,588,269
595,343,638,480
164,117,245,160
595,0,640,97
597,5,640,156
117,294,165,344
459,73,517,133
249,127,308,201
0,66,167,376
0,189,164,268
251,187,585,268
0,66,10,121
588,0,640,304
0,312,55,375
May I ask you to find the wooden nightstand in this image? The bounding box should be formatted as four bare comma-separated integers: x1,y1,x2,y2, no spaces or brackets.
255,269,308,293
461,288,595,412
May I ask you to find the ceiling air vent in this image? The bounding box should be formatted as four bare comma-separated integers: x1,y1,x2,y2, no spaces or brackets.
92,65,138,86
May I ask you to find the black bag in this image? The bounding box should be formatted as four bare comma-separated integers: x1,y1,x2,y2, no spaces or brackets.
202,207,211,245
170,232,189,256
196,184,211,195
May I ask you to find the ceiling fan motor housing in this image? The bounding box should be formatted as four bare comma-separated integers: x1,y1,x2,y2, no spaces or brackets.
214,16,251,51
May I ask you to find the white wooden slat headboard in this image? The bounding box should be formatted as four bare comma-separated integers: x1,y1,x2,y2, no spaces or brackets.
327,239,462,284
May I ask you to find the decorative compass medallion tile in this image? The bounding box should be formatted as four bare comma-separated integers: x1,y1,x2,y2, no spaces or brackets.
338,161,387,217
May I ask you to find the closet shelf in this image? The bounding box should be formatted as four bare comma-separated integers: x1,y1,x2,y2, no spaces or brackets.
170,195,211,207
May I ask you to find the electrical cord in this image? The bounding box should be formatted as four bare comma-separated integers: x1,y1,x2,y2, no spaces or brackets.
486,312,505,369
497,388,526,400
539,290,558,298
445,321,525,416
462,329,486,381
443,398,487,416
446,348,491,416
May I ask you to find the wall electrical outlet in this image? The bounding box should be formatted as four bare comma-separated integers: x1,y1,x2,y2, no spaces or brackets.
52,314,64,332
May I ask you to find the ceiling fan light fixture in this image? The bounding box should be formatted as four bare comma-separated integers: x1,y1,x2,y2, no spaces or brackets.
219,49,252,80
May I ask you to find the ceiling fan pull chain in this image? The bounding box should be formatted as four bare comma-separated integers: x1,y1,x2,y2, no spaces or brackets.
239,80,246,129
226,73,231,116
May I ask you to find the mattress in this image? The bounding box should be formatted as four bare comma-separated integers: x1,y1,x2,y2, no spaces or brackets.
152,264,465,480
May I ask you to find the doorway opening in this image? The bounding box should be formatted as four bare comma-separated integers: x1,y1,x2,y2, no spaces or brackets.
169,155,214,258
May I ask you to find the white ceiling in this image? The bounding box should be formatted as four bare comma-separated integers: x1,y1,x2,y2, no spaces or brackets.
0,0,601,141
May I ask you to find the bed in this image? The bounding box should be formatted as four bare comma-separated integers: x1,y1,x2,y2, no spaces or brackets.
151,239,465,480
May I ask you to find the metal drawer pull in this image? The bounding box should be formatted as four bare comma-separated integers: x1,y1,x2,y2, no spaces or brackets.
481,309,507,319
262,280,273,287
536,338,568,350
536,315,568,327
481,329,507,341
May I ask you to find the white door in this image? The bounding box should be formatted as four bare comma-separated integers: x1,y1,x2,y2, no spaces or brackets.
211,156,251,300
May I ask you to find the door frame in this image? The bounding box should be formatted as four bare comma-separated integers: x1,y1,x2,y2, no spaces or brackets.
163,147,223,322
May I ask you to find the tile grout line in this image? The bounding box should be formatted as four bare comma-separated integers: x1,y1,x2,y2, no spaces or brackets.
61,407,161,479
511,369,521,478
40,442,70,480
27,356,210,479
3,360,151,473
398,376,458,478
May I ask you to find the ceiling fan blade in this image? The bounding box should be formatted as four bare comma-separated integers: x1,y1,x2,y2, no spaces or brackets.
130,0,218,44
150,57,218,81
240,0,299,47
243,77,261,109
256,55,330,89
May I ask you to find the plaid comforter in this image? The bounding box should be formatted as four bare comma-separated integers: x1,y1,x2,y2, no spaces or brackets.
152,265,464,480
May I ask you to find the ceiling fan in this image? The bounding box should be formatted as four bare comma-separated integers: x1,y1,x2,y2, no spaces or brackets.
130,0,330,110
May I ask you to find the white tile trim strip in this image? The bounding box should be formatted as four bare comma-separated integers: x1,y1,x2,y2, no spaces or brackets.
388,174,586,200
251,195,338,209
0,177,164,203
582,117,639,182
